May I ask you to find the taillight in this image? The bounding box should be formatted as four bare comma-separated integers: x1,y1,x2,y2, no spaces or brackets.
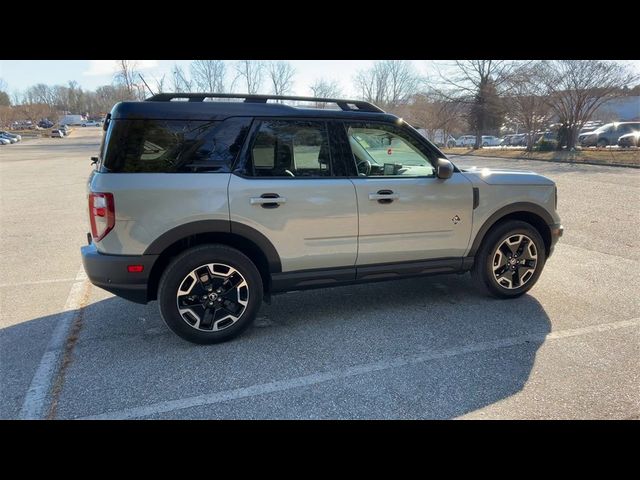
89,192,115,241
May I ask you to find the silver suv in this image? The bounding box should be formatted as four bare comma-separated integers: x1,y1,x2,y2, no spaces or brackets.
81,93,563,344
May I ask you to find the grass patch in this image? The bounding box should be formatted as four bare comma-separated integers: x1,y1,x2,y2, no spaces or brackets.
441,147,640,167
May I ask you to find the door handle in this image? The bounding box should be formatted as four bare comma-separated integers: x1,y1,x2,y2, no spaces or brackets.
250,194,287,208
368,190,399,203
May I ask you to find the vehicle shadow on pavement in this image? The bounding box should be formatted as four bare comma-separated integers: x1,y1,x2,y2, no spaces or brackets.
2,273,551,419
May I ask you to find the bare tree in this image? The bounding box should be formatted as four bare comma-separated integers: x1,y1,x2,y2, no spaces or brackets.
24,84,54,108
505,62,553,151
541,60,638,149
114,60,140,99
0,78,10,106
0,105,14,125
403,93,466,147
67,80,86,113
14,102,52,124
233,60,264,94
310,78,342,99
153,74,166,94
52,85,70,111
309,79,343,108
266,61,295,96
191,60,226,92
354,60,422,108
11,90,22,106
172,64,193,93
434,60,521,148
94,84,130,112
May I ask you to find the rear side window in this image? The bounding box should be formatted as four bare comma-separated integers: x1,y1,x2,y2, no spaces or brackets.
248,120,332,177
101,117,252,173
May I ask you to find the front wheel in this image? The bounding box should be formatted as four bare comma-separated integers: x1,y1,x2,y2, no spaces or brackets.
472,220,547,298
158,244,263,344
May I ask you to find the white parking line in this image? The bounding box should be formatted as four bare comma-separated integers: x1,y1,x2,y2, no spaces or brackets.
79,316,640,420
0,277,78,288
18,267,89,420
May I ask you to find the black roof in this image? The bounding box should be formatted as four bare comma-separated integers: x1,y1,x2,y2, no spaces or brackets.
110,93,398,123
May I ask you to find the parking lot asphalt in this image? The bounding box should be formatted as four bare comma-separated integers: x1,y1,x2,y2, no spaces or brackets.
1,129,638,419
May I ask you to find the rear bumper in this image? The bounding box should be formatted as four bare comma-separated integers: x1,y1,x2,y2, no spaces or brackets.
549,223,564,257
81,243,158,304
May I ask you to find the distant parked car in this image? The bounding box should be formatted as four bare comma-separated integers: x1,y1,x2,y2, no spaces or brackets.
455,135,476,147
617,131,640,148
0,131,21,142
0,133,18,144
51,129,64,138
535,131,556,143
58,125,71,135
81,120,102,127
510,134,527,146
481,135,501,146
38,120,54,129
500,135,514,145
579,122,640,147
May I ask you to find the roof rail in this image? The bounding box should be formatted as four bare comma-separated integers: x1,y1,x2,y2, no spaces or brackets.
145,93,385,113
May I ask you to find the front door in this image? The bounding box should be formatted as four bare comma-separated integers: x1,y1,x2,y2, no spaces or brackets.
229,119,358,272
341,121,474,266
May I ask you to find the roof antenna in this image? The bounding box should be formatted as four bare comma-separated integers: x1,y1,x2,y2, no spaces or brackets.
139,73,155,96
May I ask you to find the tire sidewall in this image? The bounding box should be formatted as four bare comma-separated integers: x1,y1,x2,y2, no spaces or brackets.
475,221,547,298
158,245,263,344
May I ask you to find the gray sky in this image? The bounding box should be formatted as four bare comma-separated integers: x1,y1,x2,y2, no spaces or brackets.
2,60,639,97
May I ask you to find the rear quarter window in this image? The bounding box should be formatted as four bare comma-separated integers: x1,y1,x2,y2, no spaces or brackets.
101,117,252,173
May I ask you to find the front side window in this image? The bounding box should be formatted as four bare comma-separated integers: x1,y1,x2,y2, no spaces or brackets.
248,120,331,177
345,123,435,177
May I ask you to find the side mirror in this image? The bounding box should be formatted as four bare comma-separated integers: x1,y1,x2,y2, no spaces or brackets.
102,113,111,131
91,156,99,165
436,158,454,179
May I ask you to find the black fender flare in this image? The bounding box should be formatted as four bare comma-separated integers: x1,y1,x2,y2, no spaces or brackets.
467,202,554,257
143,220,282,273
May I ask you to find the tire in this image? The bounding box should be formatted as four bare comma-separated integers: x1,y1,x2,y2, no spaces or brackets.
158,244,263,344
471,220,547,298
482,142,488,147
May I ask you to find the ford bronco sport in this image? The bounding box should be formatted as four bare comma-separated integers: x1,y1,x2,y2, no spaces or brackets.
81,93,563,344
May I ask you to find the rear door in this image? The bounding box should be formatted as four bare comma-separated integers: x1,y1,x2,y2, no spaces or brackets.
229,119,358,272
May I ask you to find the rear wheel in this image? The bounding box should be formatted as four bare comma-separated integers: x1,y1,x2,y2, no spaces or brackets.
158,244,263,344
472,220,546,298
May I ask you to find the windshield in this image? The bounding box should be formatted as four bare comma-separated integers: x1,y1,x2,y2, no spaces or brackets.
594,124,613,133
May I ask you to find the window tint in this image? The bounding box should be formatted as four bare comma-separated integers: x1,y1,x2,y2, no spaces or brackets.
249,120,331,177
101,117,251,173
618,124,639,135
345,123,435,177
